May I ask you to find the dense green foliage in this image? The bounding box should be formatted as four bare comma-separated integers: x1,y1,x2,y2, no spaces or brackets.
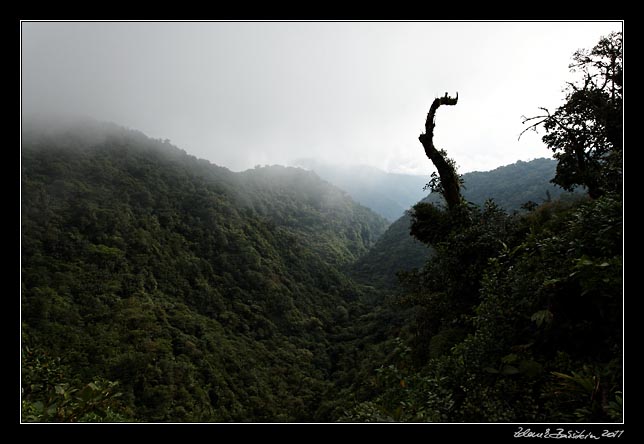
346,196,622,422
21,120,388,422
22,344,133,422
344,33,622,423
351,213,432,288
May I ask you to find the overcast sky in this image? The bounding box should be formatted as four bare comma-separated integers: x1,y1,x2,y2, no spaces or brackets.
21,21,622,175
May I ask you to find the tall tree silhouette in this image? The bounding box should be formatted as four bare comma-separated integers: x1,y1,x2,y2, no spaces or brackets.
418,92,462,210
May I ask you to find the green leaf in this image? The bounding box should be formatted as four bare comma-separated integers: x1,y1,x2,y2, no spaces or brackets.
531,310,553,327
551,371,574,381
78,386,94,402
32,401,44,413
501,353,518,364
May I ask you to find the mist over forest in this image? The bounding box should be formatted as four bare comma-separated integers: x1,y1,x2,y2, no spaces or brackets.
21,24,622,427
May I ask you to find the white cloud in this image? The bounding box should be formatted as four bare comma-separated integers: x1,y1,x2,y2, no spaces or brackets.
21,21,622,174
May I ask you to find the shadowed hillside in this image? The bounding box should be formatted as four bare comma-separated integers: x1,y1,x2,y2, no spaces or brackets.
352,158,583,288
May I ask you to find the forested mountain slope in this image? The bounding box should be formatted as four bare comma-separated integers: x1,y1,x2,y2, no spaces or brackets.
21,119,388,422
425,158,576,210
237,165,387,266
352,158,581,287
292,158,571,224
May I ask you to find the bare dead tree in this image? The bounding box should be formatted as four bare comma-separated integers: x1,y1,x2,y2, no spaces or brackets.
418,92,462,210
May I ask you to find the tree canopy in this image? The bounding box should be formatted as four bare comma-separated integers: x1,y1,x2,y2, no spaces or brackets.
521,31,622,199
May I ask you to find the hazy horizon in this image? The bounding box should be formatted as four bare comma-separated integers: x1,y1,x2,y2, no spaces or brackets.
21,21,622,175
21,110,558,178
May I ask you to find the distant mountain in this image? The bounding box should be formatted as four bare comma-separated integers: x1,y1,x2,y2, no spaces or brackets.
292,158,428,222
424,158,577,210
236,165,388,266
21,119,388,422
352,158,582,288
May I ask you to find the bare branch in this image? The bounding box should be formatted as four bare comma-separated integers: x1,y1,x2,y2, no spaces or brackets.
518,117,548,140
518,108,552,140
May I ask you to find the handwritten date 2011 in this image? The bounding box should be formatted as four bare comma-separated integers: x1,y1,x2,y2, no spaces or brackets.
514,427,624,439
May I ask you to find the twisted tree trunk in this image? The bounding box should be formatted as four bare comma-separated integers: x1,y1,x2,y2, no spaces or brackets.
418,92,462,210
